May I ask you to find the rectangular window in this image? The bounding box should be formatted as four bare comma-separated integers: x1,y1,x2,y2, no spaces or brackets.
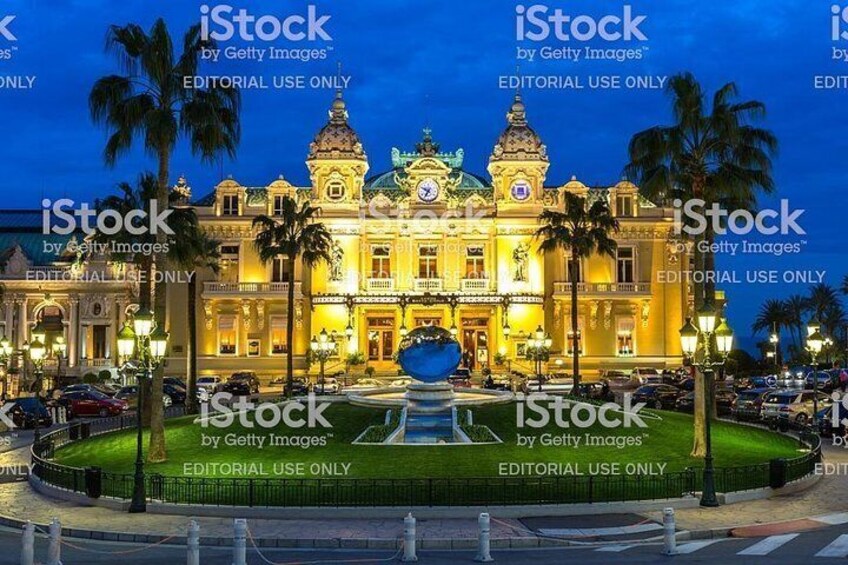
617,247,635,283
567,318,584,355
415,316,443,327
92,326,107,359
270,317,287,354
418,245,439,279
616,195,633,217
565,255,582,283
617,317,635,356
370,245,391,278
219,245,240,283
222,194,239,216
465,246,486,278
272,195,285,216
272,256,291,283
218,316,237,355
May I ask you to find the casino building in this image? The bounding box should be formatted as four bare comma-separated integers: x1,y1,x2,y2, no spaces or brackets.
0,92,691,385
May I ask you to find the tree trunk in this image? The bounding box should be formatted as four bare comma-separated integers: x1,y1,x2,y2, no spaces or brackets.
690,178,707,458
285,256,297,398
148,148,170,464
186,273,198,414
570,254,580,388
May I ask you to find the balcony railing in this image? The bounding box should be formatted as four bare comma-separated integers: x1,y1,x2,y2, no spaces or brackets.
413,278,443,292
554,282,651,295
366,278,395,292
460,278,491,292
202,282,301,295
79,358,113,368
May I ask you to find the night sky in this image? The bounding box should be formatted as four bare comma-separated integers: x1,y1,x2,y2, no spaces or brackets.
1,0,846,351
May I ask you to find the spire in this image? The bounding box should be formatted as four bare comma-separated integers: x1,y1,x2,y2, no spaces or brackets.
415,127,440,157
329,89,349,124
507,93,527,126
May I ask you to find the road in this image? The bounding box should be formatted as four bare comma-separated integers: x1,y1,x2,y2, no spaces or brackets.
6,524,848,564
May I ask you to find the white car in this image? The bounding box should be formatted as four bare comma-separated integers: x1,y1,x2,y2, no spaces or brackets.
314,377,342,394
196,376,222,402
630,367,662,386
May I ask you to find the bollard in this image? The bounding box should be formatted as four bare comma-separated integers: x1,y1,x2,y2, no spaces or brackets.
662,507,676,555
402,512,417,562
187,520,200,565
20,521,34,565
475,512,493,562
46,517,62,565
232,518,247,565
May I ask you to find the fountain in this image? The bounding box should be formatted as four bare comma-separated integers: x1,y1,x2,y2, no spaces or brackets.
396,326,462,443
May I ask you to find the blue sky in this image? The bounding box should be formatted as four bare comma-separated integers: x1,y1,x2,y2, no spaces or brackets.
1,0,847,350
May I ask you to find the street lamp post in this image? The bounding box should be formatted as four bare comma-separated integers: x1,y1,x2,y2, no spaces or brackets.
310,329,337,395
28,338,46,445
117,306,168,514
769,323,779,371
527,325,552,392
679,304,734,508
806,318,824,430
0,336,12,400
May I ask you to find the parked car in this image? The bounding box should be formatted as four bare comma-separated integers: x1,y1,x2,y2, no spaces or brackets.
732,387,773,421
62,383,118,397
630,367,662,386
675,389,736,415
817,403,848,437
227,371,260,394
114,386,172,409
777,368,806,388
196,376,222,401
570,382,614,402
676,378,695,392
805,371,834,392
59,390,128,418
314,377,342,394
163,383,187,405
291,378,311,396
602,369,632,387
164,376,187,389
632,384,681,410
761,390,832,425
4,397,52,429
523,376,573,394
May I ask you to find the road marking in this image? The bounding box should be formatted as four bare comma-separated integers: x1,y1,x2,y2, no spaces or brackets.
737,534,799,556
816,535,848,558
595,545,634,552
673,540,720,554
813,513,848,526
538,523,663,537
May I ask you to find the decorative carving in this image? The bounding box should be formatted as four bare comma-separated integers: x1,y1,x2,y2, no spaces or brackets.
589,300,599,330
553,301,562,328
4,245,29,277
203,301,214,330
295,300,304,330
641,300,650,328
241,300,251,330
256,300,266,330
603,300,613,330
512,243,529,282
329,240,344,281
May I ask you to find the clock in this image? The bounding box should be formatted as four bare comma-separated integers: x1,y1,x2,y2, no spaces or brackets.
510,179,532,201
417,178,440,203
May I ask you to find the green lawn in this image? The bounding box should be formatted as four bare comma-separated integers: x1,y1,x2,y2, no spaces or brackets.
53,401,800,480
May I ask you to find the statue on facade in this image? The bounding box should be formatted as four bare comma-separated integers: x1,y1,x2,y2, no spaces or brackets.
330,240,344,281
513,243,529,282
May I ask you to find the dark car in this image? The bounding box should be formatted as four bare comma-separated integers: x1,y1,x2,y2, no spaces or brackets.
291,378,310,396
676,378,695,392
805,371,834,392
4,397,52,429
570,382,614,402
818,403,848,437
632,384,681,410
164,377,187,389
676,389,736,415
227,371,260,394
59,390,128,418
732,387,772,421
162,383,187,405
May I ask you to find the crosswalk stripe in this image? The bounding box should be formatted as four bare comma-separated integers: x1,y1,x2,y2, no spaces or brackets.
673,540,720,554
737,534,799,556
816,534,848,558
595,545,634,552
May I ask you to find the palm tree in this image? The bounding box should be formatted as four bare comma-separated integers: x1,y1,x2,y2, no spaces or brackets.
624,72,777,457
841,275,848,297
90,18,240,462
253,196,333,397
93,173,196,460
168,227,220,414
784,294,807,357
535,192,619,388
752,298,788,365
806,284,842,333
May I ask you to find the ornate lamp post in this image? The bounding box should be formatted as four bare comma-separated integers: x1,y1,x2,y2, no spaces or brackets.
310,329,337,394
768,323,779,371
679,304,734,508
0,336,12,399
28,337,46,444
527,325,552,392
117,306,168,514
806,319,824,429
51,335,67,390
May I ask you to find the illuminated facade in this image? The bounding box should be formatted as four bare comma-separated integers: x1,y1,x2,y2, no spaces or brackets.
168,92,690,378
0,93,691,383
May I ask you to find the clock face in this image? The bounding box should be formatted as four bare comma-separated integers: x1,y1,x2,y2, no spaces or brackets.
417,178,440,203
511,179,532,201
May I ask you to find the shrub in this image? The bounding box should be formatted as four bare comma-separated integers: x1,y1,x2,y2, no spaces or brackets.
493,352,507,366
82,372,99,384
97,369,112,382
346,352,365,367
364,366,375,378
